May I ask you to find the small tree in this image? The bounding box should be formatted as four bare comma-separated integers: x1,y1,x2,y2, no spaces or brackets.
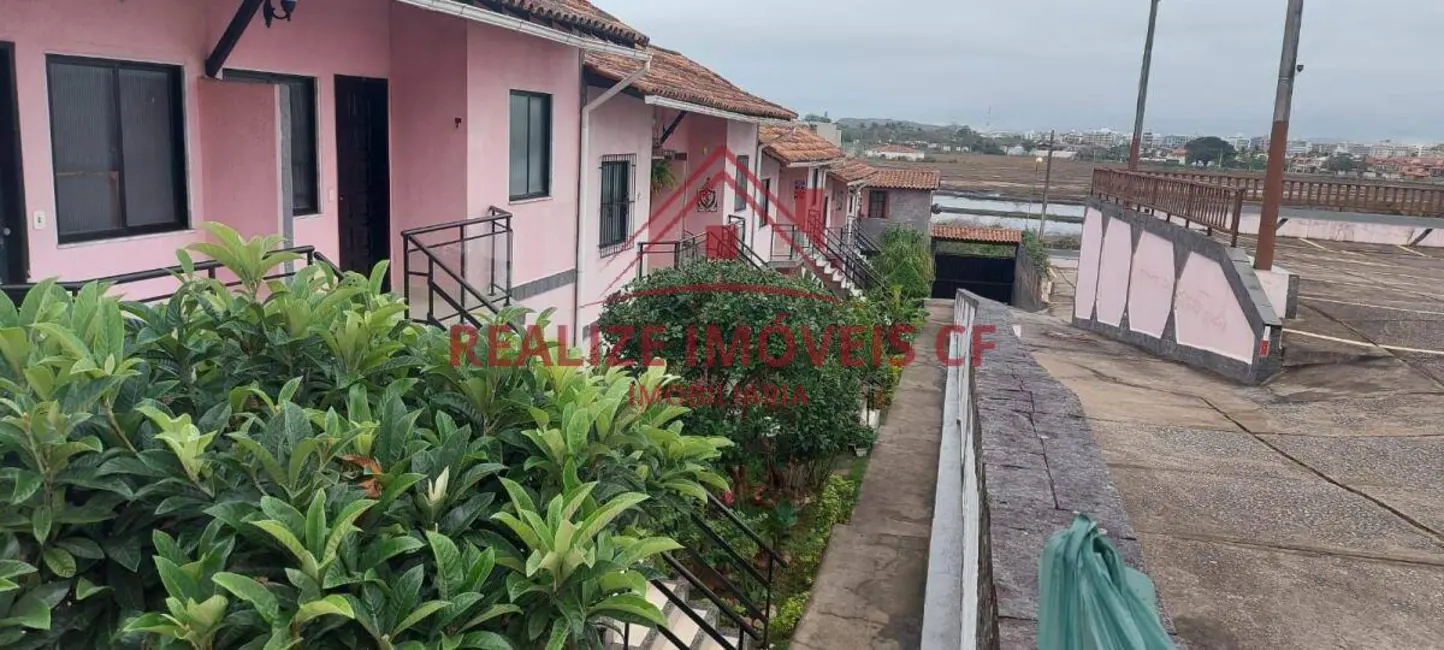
1325,154,1356,174
1184,136,1237,167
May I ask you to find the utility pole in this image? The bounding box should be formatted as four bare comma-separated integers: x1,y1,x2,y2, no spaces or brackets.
1039,130,1056,237
1256,0,1304,271
1128,0,1162,171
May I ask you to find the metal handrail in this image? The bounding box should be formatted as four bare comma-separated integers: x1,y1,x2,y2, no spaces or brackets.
1142,168,1444,216
1091,169,1245,247
400,209,515,327
0,246,334,304
822,226,881,290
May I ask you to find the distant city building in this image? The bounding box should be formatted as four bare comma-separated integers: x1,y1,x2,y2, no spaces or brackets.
1031,149,1078,160
864,143,926,161
1160,134,1188,149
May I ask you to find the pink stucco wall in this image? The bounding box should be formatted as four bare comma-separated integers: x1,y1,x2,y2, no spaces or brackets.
5,0,590,330
200,81,281,241
776,166,811,229
1127,229,1175,337
1075,207,1104,319
2,0,393,281
466,20,580,328
578,90,653,330
390,4,468,241
1095,218,1132,327
1175,252,1255,362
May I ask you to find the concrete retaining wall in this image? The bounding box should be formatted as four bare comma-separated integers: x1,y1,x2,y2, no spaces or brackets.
1236,206,1444,247
1075,200,1283,384
921,292,993,650
1011,250,1046,312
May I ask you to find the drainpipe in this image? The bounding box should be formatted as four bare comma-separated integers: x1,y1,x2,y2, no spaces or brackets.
573,57,651,343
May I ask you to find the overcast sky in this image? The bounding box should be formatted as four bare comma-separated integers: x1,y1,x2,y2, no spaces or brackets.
599,0,1444,143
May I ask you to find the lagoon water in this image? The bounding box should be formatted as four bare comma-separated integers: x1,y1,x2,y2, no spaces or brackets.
932,195,1085,235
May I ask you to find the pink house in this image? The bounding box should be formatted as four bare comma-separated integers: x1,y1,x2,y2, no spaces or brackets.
577,46,796,331
0,0,649,333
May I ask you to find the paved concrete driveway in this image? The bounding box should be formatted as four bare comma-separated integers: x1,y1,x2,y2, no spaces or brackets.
1033,240,1444,649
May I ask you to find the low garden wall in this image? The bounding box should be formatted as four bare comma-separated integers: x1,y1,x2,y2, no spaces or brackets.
923,292,1178,649
1074,199,1284,384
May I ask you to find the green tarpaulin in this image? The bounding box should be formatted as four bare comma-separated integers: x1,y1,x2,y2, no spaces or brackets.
1037,514,1176,650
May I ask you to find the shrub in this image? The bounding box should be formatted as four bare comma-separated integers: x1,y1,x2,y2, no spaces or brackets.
767,474,860,641
0,224,727,649
597,260,877,498
871,225,935,302
1021,230,1052,274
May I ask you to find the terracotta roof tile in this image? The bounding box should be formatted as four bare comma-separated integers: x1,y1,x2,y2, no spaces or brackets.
930,224,1023,244
870,168,941,191
585,47,796,120
828,157,878,184
470,0,648,48
760,124,846,165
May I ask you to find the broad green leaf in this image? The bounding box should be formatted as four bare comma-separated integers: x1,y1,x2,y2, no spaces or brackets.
57,537,104,560
231,435,287,488
575,492,648,546
3,584,64,630
31,505,51,544
122,612,178,636
426,531,463,598
460,604,522,632
393,600,450,636
4,470,41,504
321,499,375,566
588,593,665,626
497,478,536,515
74,577,110,601
491,513,543,554
544,620,569,650
616,537,682,567
304,490,327,558
153,556,198,600
251,520,318,577
189,594,230,629
294,594,355,625
41,547,75,578
0,560,37,580
214,572,280,623
460,631,515,650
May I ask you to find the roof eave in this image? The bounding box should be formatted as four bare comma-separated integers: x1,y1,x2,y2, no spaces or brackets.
645,95,793,125
398,0,649,60
782,157,843,169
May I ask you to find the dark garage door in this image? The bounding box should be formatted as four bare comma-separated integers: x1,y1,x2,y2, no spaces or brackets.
933,253,1015,303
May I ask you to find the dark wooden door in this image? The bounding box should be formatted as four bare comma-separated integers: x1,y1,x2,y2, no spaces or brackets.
0,43,26,284
334,75,390,288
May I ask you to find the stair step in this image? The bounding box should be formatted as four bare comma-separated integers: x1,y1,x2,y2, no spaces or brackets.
604,580,689,650
647,600,713,650
695,632,742,650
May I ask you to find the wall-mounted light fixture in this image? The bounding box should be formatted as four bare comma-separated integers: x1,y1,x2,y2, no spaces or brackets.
263,0,298,27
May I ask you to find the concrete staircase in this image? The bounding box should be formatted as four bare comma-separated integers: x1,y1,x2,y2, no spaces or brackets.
603,580,744,650
771,251,863,300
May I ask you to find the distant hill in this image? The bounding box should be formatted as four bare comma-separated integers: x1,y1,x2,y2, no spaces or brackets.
836,117,950,132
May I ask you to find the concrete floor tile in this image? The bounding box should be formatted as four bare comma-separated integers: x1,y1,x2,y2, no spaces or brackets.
1111,467,1444,559
1141,534,1444,650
